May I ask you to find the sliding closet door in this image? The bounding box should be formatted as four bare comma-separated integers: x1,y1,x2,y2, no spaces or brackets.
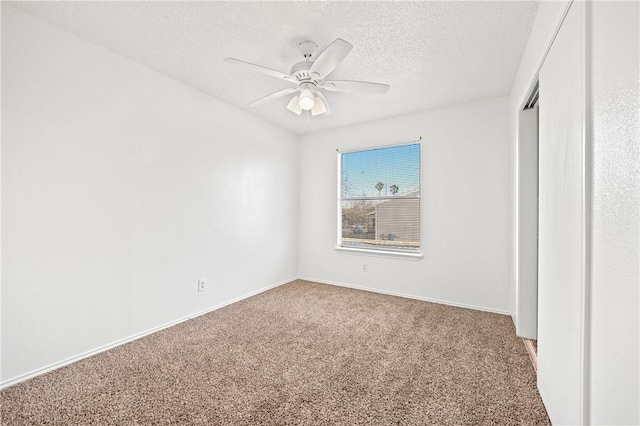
537,1,588,425
517,105,539,339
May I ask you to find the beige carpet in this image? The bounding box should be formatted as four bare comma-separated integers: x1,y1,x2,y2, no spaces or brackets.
1,280,549,425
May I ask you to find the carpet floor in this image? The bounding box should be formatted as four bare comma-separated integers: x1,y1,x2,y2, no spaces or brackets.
1,280,549,425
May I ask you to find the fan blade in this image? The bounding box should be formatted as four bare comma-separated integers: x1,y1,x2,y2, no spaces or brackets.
309,38,353,80
249,87,299,107
319,80,390,94
315,91,332,115
224,58,298,85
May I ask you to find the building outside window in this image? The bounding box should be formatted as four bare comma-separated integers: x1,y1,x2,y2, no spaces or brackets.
338,142,421,254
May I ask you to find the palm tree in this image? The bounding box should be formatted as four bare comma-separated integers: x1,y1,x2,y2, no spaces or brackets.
375,182,384,196
389,184,399,195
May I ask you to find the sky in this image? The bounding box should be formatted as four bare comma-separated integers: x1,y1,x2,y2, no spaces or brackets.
341,143,420,198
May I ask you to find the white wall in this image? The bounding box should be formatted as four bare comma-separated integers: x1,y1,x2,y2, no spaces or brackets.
298,97,512,314
1,6,298,385
589,2,639,423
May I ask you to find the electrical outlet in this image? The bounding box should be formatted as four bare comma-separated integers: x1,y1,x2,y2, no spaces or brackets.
362,263,368,272
197,279,206,292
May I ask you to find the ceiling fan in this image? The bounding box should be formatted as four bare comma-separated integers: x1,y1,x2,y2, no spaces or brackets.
225,39,390,117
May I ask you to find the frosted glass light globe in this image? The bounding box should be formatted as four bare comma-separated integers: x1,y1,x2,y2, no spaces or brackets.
298,89,315,110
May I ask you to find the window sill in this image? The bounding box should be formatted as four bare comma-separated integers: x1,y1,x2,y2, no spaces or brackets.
334,246,423,260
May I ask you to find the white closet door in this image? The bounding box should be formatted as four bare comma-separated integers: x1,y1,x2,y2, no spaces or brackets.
538,1,588,425
517,106,539,340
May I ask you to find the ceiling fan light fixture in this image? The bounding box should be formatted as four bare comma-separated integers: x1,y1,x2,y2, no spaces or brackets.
311,96,327,116
298,89,315,110
226,38,389,118
287,96,302,115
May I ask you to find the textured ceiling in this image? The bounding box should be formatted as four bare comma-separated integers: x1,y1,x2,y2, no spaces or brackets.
10,1,539,135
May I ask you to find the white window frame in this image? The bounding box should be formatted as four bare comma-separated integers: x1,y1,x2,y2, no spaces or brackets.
336,142,423,260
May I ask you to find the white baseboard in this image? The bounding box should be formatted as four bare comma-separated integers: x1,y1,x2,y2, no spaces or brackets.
0,277,295,390
298,276,512,316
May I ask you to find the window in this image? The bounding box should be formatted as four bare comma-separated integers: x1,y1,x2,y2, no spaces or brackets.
338,142,421,254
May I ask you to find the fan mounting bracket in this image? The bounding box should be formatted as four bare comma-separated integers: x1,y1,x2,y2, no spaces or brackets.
298,40,318,59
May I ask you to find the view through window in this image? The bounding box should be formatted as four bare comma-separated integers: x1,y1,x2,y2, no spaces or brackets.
339,143,420,253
